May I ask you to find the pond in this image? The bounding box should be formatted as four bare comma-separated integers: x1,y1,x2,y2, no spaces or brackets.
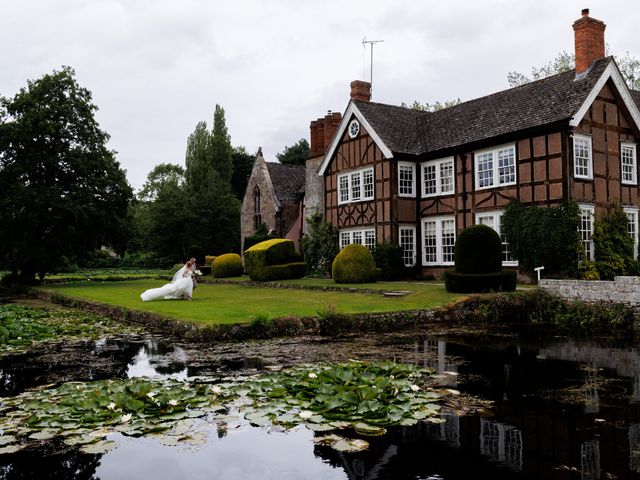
1,310,640,479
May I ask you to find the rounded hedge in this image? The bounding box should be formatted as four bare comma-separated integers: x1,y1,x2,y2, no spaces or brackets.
212,253,244,278
332,244,378,284
454,224,502,274
244,239,307,281
443,269,517,293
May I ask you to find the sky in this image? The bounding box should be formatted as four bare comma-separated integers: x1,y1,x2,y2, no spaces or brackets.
2,0,639,191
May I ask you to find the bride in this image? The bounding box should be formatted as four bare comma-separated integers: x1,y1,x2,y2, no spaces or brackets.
140,259,195,302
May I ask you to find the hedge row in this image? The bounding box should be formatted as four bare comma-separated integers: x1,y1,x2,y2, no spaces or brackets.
443,269,517,293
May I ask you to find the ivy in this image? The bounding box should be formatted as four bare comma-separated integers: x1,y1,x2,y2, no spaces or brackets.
502,200,583,276
593,205,637,280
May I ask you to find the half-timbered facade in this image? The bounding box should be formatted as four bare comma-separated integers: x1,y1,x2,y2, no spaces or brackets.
317,10,640,276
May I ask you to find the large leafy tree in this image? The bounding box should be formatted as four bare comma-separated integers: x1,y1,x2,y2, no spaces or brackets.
230,146,255,200
0,66,132,280
276,138,310,166
209,105,233,183
508,49,640,89
402,98,462,112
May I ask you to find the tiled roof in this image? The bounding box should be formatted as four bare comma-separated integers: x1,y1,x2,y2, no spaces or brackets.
266,162,305,202
354,57,613,156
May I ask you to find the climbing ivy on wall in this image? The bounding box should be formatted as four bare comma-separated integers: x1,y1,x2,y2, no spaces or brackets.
593,205,638,280
502,201,583,277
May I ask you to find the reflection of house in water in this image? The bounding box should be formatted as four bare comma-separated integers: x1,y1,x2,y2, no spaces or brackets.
479,419,523,471
581,439,601,480
422,337,458,387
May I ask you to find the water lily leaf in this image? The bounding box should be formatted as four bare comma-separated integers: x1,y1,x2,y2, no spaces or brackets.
313,434,343,446
0,435,17,446
171,420,194,437
158,435,180,446
354,423,387,436
28,430,58,441
0,443,25,454
80,439,118,454
425,416,446,424
304,422,335,432
333,438,369,452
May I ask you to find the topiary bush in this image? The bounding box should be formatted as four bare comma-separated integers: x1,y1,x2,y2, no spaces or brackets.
244,239,306,281
332,244,378,284
204,255,216,267
443,270,517,293
454,225,502,274
374,242,406,280
445,223,516,293
212,253,243,278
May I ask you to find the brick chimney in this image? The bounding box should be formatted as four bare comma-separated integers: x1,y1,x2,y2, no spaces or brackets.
573,8,606,76
309,111,342,157
350,80,371,102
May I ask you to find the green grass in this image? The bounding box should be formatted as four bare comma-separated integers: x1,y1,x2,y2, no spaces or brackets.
206,275,442,290
42,279,464,326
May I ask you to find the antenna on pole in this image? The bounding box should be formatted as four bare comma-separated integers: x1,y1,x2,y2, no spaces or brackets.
362,37,384,98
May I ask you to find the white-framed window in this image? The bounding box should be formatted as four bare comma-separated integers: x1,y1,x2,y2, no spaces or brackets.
422,216,456,266
399,226,416,266
621,142,637,185
337,167,374,205
625,207,639,259
339,228,376,251
398,162,416,197
579,204,595,261
474,144,516,190
475,211,518,266
422,157,454,197
573,134,593,180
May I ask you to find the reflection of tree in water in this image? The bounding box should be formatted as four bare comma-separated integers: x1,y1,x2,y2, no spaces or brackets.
131,341,189,376
0,441,101,480
0,339,142,397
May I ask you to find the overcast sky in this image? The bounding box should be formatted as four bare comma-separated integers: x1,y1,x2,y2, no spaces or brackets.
2,0,639,190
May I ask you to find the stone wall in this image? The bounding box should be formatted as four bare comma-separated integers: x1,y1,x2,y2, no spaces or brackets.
302,154,324,234
539,276,640,305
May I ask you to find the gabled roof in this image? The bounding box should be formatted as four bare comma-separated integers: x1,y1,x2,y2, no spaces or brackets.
319,57,640,175
266,162,305,202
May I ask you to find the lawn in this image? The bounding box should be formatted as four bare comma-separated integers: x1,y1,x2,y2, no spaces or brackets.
42,279,464,326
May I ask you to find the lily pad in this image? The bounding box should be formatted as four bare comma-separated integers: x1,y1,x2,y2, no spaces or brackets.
80,440,118,454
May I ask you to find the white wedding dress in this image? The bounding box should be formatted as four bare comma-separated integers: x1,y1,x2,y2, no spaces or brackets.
140,266,194,302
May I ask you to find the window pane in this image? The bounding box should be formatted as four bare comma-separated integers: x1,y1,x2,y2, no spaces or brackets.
627,210,638,259
339,175,349,203
399,165,414,195
424,221,437,263
622,145,636,184
363,169,374,199
574,138,591,178
497,148,515,185
441,219,456,263
579,207,594,260
477,152,494,188
424,164,436,195
440,160,454,194
364,230,376,250
339,231,350,250
352,231,363,245
400,228,415,266
351,173,361,201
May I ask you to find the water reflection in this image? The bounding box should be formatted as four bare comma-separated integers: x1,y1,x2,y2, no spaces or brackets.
126,340,188,380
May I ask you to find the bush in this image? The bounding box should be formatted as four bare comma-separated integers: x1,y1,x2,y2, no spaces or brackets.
443,269,517,293
244,239,307,281
332,244,378,284
578,261,600,280
374,242,406,280
188,245,205,266
212,253,244,278
593,205,635,280
454,225,502,274
502,200,582,276
300,213,339,275
204,255,216,266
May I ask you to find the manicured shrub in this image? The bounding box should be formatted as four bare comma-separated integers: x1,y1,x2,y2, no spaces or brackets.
244,239,307,281
212,253,244,278
374,242,406,280
454,225,502,274
443,269,517,293
332,244,378,284
204,255,216,266
187,245,205,266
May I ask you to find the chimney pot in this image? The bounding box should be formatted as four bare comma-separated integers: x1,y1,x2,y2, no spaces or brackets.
350,80,372,102
573,9,606,75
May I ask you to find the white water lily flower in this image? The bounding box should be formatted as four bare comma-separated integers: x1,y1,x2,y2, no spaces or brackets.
168,399,179,406
211,385,223,395
308,373,317,379
146,391,157,399
389,375,394,379
446,389,461,396
106,402,116,411
410,385,421,392
120,413,132,423
298,410,313,420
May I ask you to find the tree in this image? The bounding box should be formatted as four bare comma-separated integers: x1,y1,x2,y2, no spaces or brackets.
138,163,185,202
508,49,640,89
402,99,462,112
230,146,255,199
593,205,636,279
0,66,133,281
301,213,339,274
209,105,233,183
276,139,310,165
184,122,210,192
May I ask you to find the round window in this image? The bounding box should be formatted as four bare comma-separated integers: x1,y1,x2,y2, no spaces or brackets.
348,119,360,138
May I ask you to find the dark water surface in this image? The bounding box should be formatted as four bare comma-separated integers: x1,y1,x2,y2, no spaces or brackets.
2,331,640,480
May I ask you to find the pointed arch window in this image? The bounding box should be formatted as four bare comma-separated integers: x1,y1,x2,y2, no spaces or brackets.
253,186,262,230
